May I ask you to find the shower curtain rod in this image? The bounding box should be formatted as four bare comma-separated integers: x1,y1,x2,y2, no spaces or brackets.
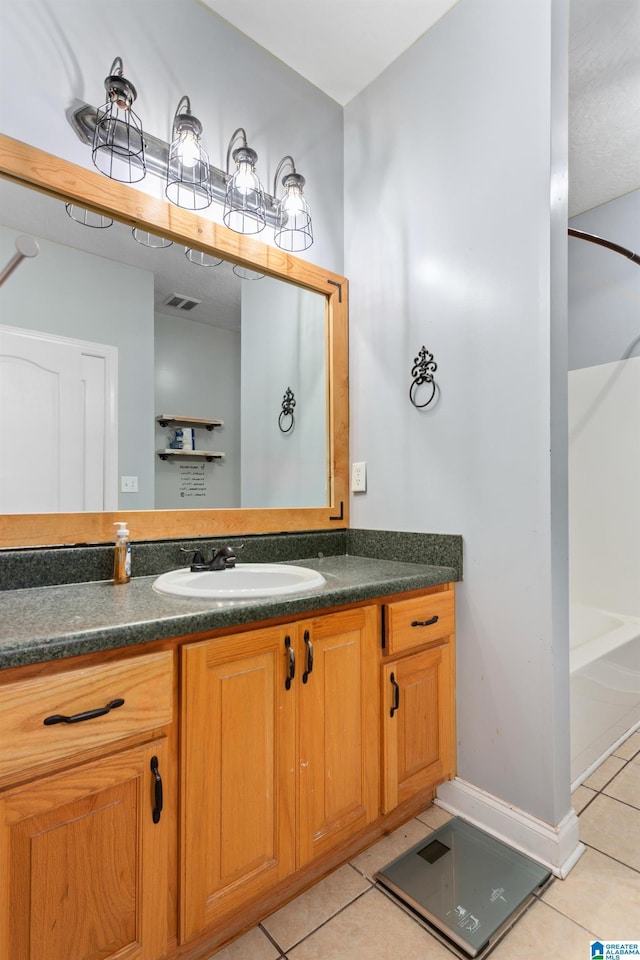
568,228,640,266
0,234,40,286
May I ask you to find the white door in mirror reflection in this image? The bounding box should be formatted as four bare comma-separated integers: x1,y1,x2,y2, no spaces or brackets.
0,325,117,513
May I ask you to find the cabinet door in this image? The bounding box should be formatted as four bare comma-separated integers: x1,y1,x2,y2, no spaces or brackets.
0,740,168,960
181,626,296,942
297,606,379,865
382,644,454,814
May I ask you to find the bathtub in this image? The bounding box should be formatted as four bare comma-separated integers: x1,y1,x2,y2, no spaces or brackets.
570,602,640,786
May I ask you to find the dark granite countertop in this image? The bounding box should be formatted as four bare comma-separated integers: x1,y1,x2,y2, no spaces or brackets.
0,554,457,670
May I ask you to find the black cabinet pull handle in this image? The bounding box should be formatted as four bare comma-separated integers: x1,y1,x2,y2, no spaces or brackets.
150,755,163,824
43,697,125,726
285,635,296,690
302,630,314,683
390,672,400,718
411,615,439,627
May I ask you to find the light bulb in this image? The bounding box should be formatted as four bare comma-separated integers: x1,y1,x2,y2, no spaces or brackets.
235,160,257,196
283,186,304,216
178,130,199,169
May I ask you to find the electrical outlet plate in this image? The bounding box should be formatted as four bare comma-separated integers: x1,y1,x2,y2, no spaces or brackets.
121,476,139,493
351,461,367,492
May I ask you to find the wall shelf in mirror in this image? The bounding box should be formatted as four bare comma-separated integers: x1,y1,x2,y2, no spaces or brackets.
0,134,349,547
156,416,223,430
157,450,224,462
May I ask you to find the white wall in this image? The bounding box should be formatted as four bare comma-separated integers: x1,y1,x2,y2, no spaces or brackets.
241,278,328,507
569,358,640,618
568,190,640,618
154,313,241,509
345,0,571,837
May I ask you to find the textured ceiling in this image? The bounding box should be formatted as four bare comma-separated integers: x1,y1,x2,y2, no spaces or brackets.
569,0,640,216
201,0,640,217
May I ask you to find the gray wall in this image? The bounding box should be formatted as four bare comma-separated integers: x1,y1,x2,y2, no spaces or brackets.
0,0,344,276
154,313,241,508
0,224,155,508
2,0,582,854
568,189,640,370
345,0,571,830
241,278,328,507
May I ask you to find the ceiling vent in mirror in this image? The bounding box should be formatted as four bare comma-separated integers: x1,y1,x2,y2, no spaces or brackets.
163,293,201,311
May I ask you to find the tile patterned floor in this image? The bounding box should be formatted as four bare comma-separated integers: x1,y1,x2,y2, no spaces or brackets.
211,730,640,960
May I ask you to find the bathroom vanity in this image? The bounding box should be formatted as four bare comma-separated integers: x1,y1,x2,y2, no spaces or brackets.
0,552,457,960
1,135,459,960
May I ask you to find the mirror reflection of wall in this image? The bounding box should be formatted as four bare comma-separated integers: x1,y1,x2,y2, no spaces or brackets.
241,278,328,508
0,220,155,511
0,178,329,513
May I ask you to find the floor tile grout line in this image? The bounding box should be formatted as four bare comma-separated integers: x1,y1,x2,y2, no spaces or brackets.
583,754,631,794
480,894,553,959
578,839,640,876
536,893,600,940
599,790,640,813
265,884,376,955
258,922,287,956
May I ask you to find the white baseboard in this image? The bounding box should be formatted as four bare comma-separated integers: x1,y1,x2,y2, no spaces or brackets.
435,777,585,878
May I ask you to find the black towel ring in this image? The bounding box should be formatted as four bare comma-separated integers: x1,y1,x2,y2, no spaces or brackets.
409,346,438,409
279,387,296,432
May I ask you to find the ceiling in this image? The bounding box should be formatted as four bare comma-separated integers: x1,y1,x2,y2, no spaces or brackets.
201,0,640,217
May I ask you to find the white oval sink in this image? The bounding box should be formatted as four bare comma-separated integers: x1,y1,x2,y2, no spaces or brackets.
153,563,326,599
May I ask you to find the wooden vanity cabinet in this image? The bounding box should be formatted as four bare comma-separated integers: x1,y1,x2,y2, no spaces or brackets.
180,605,379,944
0,650,174,960
0,583,455,960
381,584,456,814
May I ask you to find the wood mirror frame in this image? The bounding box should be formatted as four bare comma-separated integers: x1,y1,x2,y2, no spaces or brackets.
0,135,349,548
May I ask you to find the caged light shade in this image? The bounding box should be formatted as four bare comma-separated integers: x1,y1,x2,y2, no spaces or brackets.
273,156,313,252
92,57,145,183
223,128,266,234
166,97,212,211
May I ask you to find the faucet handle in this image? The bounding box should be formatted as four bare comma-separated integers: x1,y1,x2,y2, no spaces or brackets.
180,547,206,568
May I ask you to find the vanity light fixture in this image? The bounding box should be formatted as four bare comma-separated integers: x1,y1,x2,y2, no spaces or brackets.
166,97,212,210
132,228,173,249
232,264,265,280
65,204,113,229
92,57,145,184
185,247,223,267
273,156,313,252
223,128,266,235
71,79,316,245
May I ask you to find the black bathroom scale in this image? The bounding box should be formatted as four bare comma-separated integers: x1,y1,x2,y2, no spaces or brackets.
375,817,551,958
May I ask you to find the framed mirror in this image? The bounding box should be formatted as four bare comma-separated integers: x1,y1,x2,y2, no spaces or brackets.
0,135,349,548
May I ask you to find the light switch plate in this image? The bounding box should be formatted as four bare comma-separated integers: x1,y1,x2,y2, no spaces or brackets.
121,476,139,493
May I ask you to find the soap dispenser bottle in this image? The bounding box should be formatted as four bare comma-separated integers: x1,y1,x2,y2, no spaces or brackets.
113,521,132,585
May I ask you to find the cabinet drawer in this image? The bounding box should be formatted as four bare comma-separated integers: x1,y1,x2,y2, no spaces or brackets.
384,586,455,655
0,650,173,780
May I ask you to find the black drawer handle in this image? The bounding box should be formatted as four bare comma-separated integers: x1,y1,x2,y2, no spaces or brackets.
302,630,314,683
43,697,125,726
390,672,400,718
150,755,163,824
411,615,439,627
284,635,296,690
